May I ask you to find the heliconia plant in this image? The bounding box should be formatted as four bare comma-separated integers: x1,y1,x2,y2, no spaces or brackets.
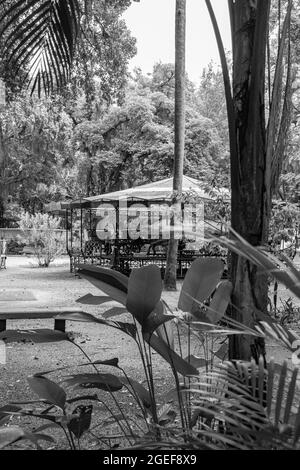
0,257,239,449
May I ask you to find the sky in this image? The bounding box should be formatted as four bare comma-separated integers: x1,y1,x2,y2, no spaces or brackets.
122,0,232,85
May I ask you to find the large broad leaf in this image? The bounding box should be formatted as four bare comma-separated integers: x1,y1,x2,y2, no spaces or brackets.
0,425,54,450
0,426,25,449
178,258,224,314
76,293,113,306
27,376,66,410
55,310,114,325
30,357,120,378
141,300,174,337
63,373,123,392
119,377,151,409
0,405,22,426
2,409,74,426
102,307,128,319
78,265,128,306
34,423,62,433
145,333,198,377
55,311,137,339
88,358,119,367
21,431,55,448
184,355,207,369
206,280,233,324
114,321,137,339
126,265,162,326
67,405,93,438
0,0,80,96
156,319,175,350
151,301,175,349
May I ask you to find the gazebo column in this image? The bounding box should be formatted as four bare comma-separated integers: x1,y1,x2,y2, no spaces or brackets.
111,203,120,270
80,204,83,253
70,208,73,250
65,208,69,253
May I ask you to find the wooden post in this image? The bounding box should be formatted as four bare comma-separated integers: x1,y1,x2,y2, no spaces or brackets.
54,319,66,332
0,319,6,332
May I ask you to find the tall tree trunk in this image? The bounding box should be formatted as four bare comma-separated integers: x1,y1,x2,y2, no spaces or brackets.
206,0,292,361
164,0,186,290
0,122,7,226
0,80,7,226
229,0,271,361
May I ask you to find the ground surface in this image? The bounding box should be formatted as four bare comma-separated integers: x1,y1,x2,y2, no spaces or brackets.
0,255,299,449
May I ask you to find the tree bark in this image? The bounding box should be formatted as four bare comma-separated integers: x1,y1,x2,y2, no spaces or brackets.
164,0,186,290
0,122,7,225
228,0,271,361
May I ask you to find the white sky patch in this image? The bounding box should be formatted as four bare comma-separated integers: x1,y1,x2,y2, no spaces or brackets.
123,0,232,84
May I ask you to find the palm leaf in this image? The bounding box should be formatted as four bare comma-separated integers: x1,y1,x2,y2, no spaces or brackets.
0,0,80,95
189,359,300,449
218,229,300,299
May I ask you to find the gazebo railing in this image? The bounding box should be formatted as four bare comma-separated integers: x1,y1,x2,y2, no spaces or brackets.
68,246,225,279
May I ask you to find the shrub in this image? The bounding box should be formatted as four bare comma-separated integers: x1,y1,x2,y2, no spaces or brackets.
18,212,65,267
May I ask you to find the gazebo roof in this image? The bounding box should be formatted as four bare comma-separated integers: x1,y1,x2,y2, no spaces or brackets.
63,175,215,209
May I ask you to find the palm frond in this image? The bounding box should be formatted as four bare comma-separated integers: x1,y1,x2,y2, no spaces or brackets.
218,229,300,299
189,359,300,449
255,319,299,351
0,0,80,95
267,0,293,191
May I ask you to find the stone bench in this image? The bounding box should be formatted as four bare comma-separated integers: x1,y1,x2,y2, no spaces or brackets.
0,307,86,333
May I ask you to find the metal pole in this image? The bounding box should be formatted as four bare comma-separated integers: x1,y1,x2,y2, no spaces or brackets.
70,208,73,249
112,203,120,270
65,208,69,253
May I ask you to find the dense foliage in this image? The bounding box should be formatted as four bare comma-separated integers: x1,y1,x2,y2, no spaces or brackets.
0,62,228,221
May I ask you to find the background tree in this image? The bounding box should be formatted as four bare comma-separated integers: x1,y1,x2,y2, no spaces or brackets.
196,59,230,151
70,65,224,196
1,94,73,217
0,59,226,223
0,0,137,222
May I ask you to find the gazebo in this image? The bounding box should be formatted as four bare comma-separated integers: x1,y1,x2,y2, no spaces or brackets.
61,175,224,277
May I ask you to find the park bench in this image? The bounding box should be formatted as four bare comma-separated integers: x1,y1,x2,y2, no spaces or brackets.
21,245,36,255
0,307,86,333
